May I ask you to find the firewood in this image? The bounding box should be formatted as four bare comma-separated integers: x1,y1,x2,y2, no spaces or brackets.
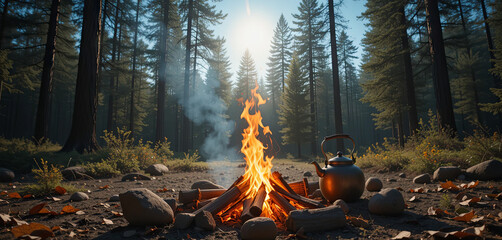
286,205,346,233
194,179,250,216
271,181,324,209
288,178,310,197
308,181,319,195
240,198,254,222
269,190,296,214
250,184,267,216
272,172,299,196
178,189,227,204
198,197,216,209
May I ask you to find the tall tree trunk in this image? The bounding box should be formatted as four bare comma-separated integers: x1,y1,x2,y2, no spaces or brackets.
307,8,317,156
98,0,107,84
425,0,457,134
0,0,10,105
129,0,140,136
458,0,481,123
182,0,193,152
156,0,169,142
61,0,102,153
114,15,123,126
399,6,419,134
328,0,344,151
34,0,61,142
480,0,501,87
107,0,120,131
191,9,198,150
397,112,404,147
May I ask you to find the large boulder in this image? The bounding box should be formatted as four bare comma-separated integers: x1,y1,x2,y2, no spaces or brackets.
121,173,152,181
0,168,14,182
241,217,277,240
368,188,405,216
433,166,461,181
365,177,383,192
62,166,90,180
466,160,502,181
145,164,169,176
413,173,431,184
119,188,174,226
191,180,224,190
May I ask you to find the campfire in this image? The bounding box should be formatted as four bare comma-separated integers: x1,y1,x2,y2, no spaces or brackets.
178,84,325,226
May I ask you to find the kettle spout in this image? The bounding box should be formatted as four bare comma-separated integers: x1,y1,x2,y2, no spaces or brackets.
311,161,325,177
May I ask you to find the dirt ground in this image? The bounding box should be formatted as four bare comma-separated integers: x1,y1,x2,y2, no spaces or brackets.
1,159,501,239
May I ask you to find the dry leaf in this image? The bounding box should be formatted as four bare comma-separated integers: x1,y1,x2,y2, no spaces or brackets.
61,205,79,214
465,180,479,189
408,196,417,202
99,185,109,189
75,211,85,215
54,186,67,195
111,211,123,217
452,210,475,222
157,188,168,193
22,194,33,199
471,216,484,223
391,231,411,240
10,218,28,226
29,202,48,215
51,226,61,232
440,181,460,191
0,213,11,225
409,188,424,193
346,216,371,229
102,218,113,225
427,206,451,217
10,222,54,239
486,193,502,200
76,229,89,233
459,196,481,206
99,203,111,208
8,192,21,199
1,191,7,195
69,231,76,238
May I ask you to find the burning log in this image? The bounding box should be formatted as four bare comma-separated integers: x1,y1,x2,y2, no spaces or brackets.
240,198,254,222
272,172,299,195
288,178,310,197
271,181,325,209
179,189,227,204
286,205,346,233
193,178,250,216
269,190,296,214
308,181,319,195
240,184,267,222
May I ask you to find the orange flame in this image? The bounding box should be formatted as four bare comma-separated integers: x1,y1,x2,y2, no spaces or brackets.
239,83,274,218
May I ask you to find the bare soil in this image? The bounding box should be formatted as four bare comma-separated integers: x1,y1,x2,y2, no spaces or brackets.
1,159,501,239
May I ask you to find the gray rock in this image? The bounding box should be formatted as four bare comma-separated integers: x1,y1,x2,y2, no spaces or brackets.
174,213,194,229
398,173,406,178
0,168,14,182
241,217,277,240
145,164,169,176
108,195,120,202
62,166,90,180
191,180,224,190
70,192,89,202
365,177,383,192
413,173,431,184
119,188,174,226
333,199,349,214
164,198,177,212
194,210,216,231
466,160,502,180
368,188,405,216
121,173,152,182
303,171,313,177
433,166,461,181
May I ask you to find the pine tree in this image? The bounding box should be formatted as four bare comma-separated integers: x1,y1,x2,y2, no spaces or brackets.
278,56,310,158
235,49,257,100
337,30,357,133
207,37,232,106
292,0,327,155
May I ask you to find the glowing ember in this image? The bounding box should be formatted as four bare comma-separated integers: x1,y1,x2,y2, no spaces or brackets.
239,84,275,218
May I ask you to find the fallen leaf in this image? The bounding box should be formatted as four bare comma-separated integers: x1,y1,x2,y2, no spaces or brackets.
54,186,67,195
471,216,484,223
440,181,460,191
22,194,33,199
99,185,109,189
99,203,110,208
452,210,475,222
10,218,28,226
346,216,371,229
0,213,11,225
486,193,502,200
460,196,481,206
455,191,467,200
465,180,479,189
427,206,451,217
111,211,123,217
51,226,61,232
409,188,424,193
8,192,21,199
69,231,76,237
102,218,113,225
391,231,411,240
408,196,417,202
75,211,85,215
61,205,79,214
10,222,54,238
0,191,7,195
76,229,89,233
157,188,168,193
29,202,48,215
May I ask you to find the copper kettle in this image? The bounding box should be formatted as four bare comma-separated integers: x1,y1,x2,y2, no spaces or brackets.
311,134,365,202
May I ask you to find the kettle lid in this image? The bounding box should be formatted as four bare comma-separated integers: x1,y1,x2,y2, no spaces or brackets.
328,151,354,165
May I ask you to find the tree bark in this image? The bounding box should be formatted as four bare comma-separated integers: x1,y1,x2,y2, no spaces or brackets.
156,0,169,142
425,0,457,134
399,6,418,134
107,0,121,131
307,7,317,156
61,0,102,153
129,0,140,136
480,0,501,87
0,0,10,105
34,0,61,142
328,0,344,151
182,0,193,152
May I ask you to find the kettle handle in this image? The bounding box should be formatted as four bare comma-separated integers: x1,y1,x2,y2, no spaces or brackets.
321,134,356,167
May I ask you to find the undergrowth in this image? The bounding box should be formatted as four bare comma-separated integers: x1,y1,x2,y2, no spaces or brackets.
23,158,80,195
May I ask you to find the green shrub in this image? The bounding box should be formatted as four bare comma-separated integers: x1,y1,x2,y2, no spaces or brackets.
23,158,80,195
166,150,208,172
462,130,502,165
84,161,121,178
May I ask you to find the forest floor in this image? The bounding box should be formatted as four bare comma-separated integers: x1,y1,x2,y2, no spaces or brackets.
1,159,501,239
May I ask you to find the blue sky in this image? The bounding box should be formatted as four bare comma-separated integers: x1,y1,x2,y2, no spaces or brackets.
212,0,368,82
